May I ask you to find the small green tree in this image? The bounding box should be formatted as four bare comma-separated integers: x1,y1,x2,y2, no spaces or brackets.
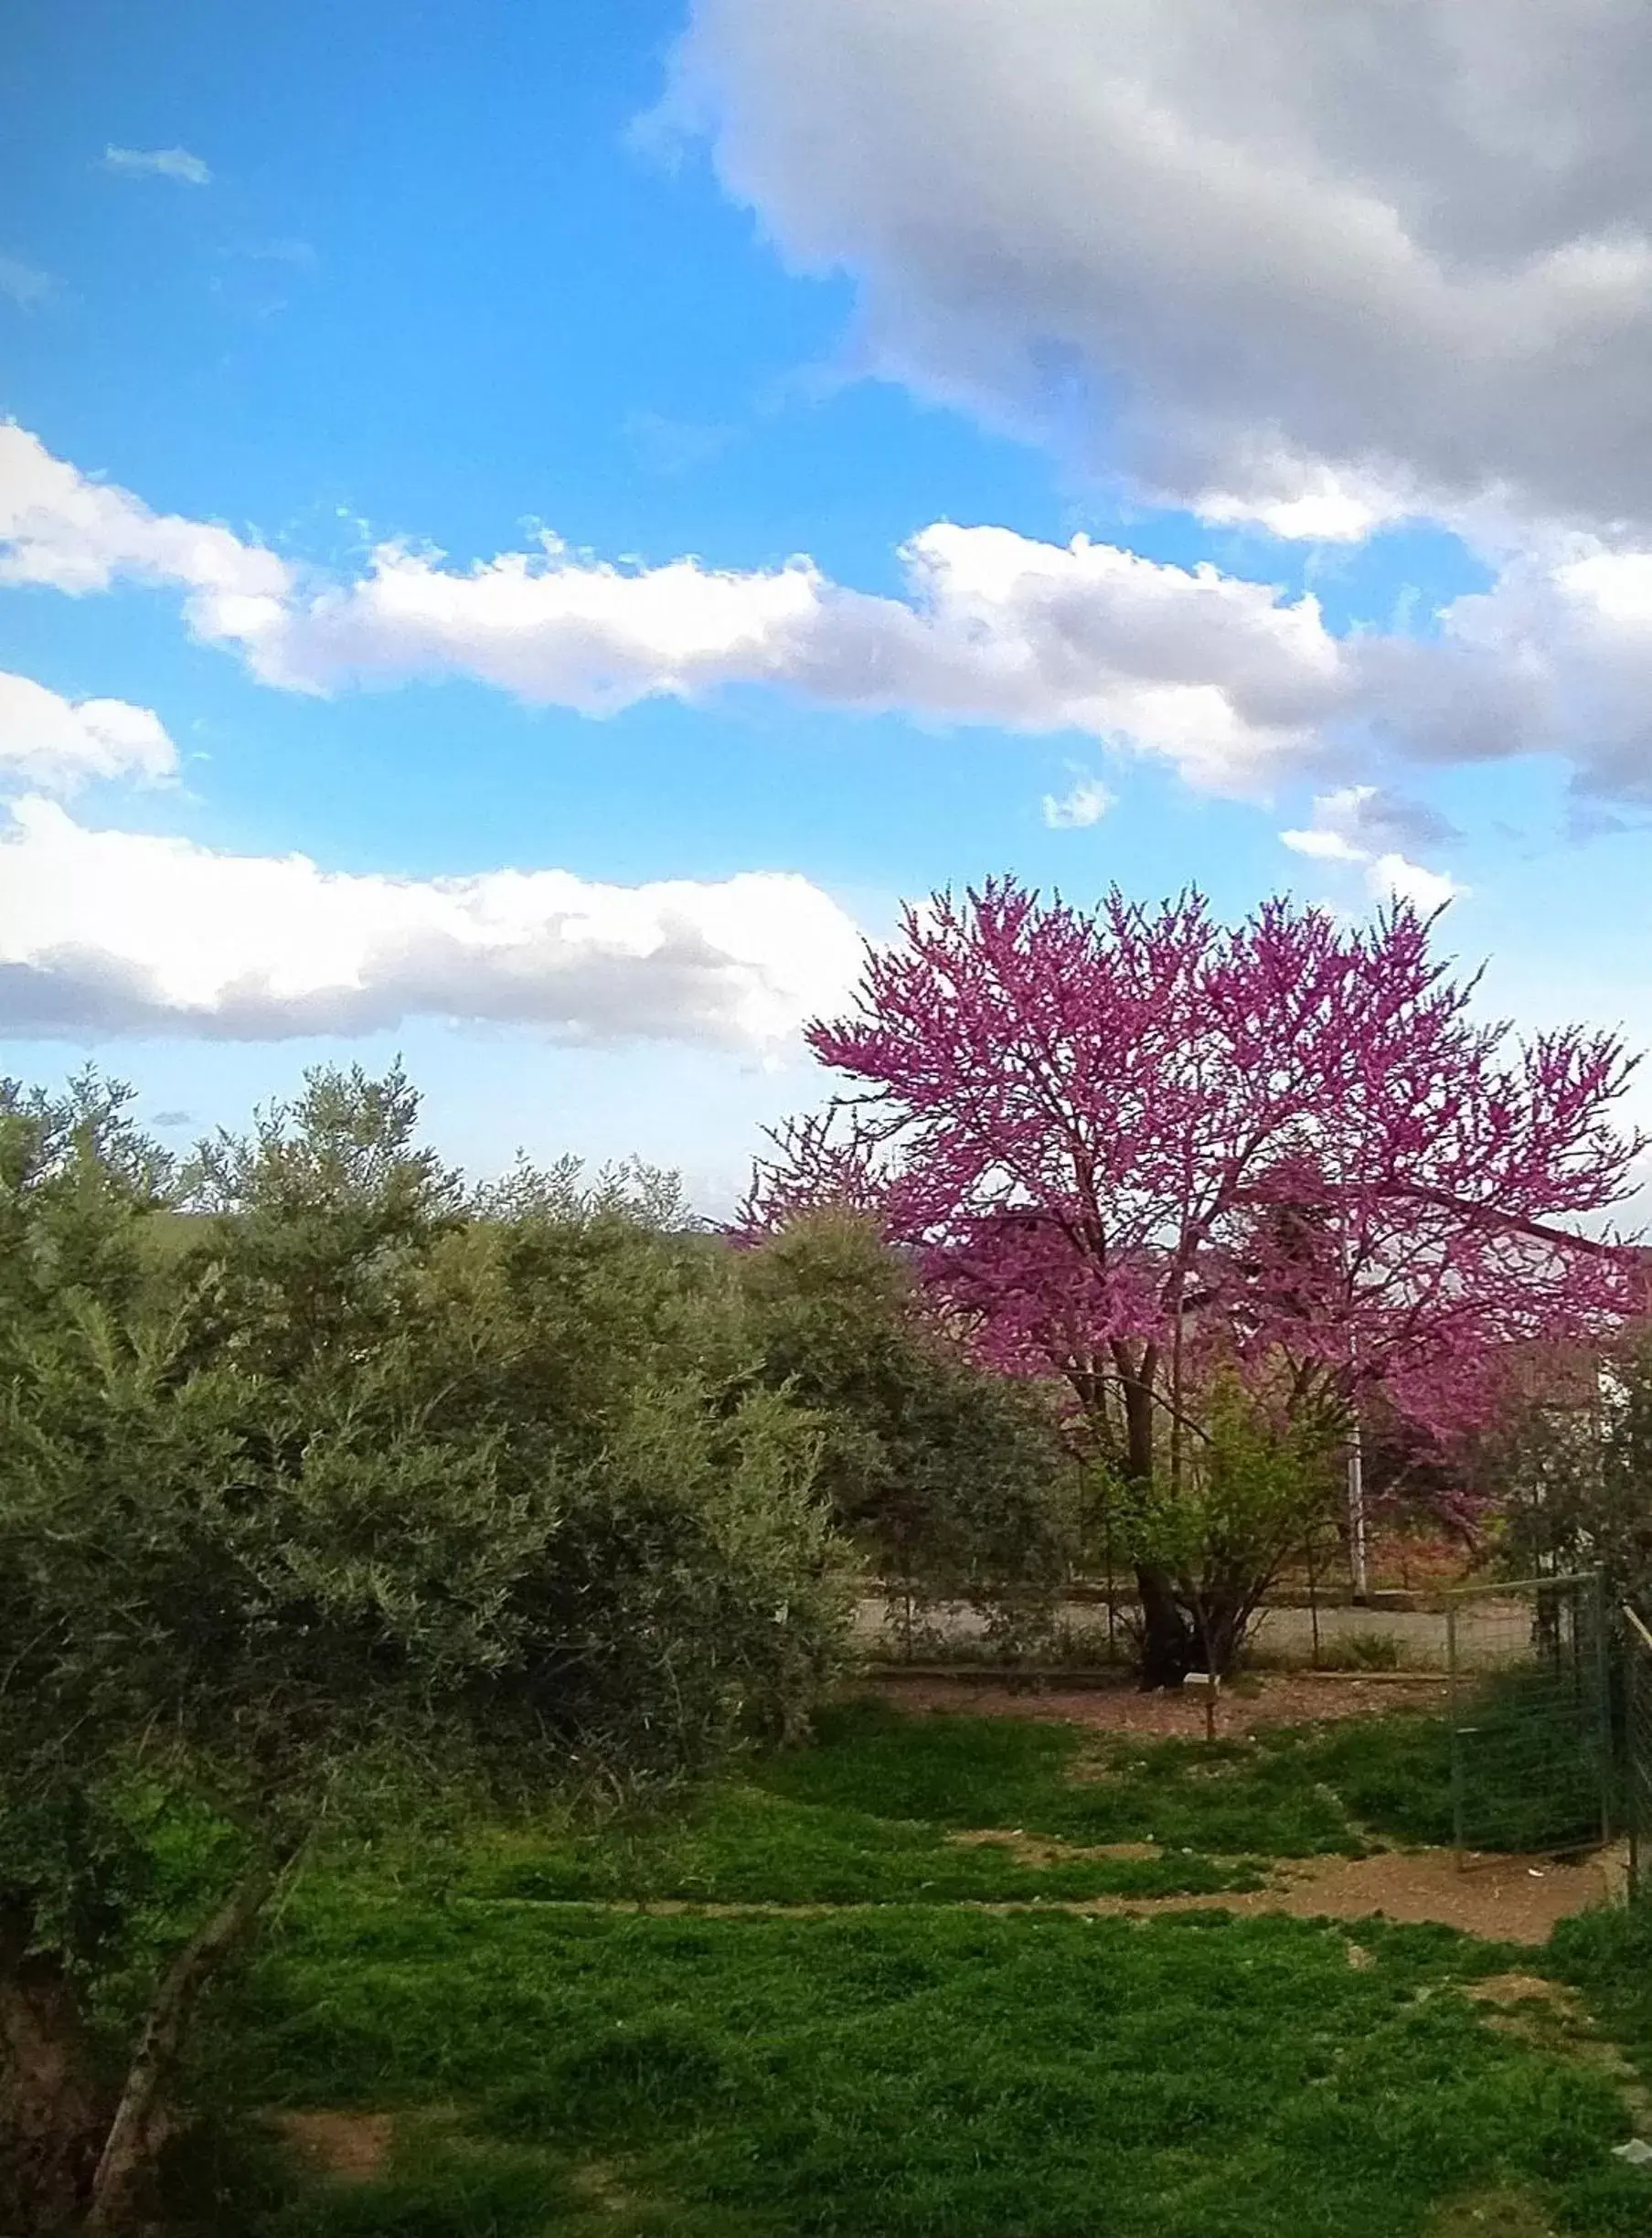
1107,1380,1340,1685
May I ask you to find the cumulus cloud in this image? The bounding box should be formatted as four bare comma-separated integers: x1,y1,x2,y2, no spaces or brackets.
0,798,865,1050
216,522,1350,793
1279,783,1459,858
1041,768,1114,828
0,672,177,790
1282,786,1465,912
19,422,1652,800
658,0,1652,538
1367,853,1464,914
0,425,291,618
1417,542,1652,803
103,144,211,186
0,425,1354,793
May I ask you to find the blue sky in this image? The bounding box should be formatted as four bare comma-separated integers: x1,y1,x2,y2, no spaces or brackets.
5,0,1652,1208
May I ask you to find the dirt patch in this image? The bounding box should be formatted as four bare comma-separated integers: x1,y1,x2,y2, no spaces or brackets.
1462,1971,1584,2016
948,1828,1160,1867
865,1670,1449,1737
1083,1847,1612,1944
573,2159,638,2214
270,2108,395,2185
1424,2188,1558,2237
1457,1972,1652,2129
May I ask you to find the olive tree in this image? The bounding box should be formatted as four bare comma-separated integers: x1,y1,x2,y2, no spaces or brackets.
0,1069,847,2233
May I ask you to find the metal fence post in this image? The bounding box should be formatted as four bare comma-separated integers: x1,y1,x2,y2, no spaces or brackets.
1593,1570,1613,1850
1628,1608,1641,1904
1447,1594,1465,1871
1624,1604,1652,1905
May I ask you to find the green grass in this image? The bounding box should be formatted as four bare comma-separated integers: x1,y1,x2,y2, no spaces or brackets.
466,1782,1265,1906
1271,1670,1612,1855
196,1900,1649,2237
162,1691,1650,2236
752,1700,1367,1856
1552,1902,1652,2076
472,1683,1602,1900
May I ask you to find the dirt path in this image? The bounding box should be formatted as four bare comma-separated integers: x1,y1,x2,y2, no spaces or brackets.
843,1676,1620,1937
866,1668,1450,1736
1092,1844,1615,1944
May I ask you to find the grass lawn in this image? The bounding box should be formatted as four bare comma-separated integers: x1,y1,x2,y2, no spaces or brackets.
172,1696,1652,2237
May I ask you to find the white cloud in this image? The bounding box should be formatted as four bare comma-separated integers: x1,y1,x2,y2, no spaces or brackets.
0,424,291,611
1281,783,1459,857
214,521,1346,793
0,256,58,311
1412,540,1652,804
0,425,1351,794
1282,786,1465,911
0,672,177,790
1041,768,1114,828
658,0,1652,538
1367,852,1464,914
1280,825,1363,863
103,144,211,186
22,422,1652,803
0,799,865,1050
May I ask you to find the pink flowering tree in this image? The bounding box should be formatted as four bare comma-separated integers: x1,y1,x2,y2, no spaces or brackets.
742,880,1645,1684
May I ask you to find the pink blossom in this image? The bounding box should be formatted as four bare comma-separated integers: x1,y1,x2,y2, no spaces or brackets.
741,880,1645,1465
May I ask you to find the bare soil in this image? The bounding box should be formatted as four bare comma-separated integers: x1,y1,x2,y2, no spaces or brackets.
1459,1970,1652,2128
572,2158,640,2214
1150,1846,1611,1945
857,1673,1637,1939
935,1832,1614,1942
1423,2188,1559,2237
269,2107,395,2184
948,1828,1161,1866
867,1668,1450,1736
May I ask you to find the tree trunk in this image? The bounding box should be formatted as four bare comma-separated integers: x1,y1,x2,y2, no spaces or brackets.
1114,1346,1196,1689
1187,1588,1248,1680
1118,1361,1156,1487
1136,1564,1195,1689
80,1860,276,2237
0,1903,106,2236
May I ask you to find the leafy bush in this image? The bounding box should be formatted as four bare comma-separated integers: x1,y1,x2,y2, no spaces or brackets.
738,1212,1079,1646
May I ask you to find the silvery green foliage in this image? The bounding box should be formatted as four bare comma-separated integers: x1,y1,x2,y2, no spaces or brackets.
0,1065,848,2228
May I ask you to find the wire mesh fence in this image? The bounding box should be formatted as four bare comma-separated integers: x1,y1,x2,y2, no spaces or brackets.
1624,1602,1652,1903
1444,1572,1613,1867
